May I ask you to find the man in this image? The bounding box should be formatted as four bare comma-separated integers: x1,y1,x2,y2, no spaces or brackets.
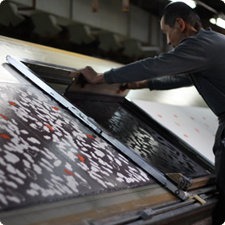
72,2,225,224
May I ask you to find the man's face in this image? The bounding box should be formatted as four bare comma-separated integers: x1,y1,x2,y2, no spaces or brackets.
160,16,186,48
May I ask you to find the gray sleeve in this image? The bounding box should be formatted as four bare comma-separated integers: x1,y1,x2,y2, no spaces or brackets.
104,37,207,84
148,74,193,90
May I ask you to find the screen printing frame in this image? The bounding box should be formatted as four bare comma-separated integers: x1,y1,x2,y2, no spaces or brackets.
6,55,215,201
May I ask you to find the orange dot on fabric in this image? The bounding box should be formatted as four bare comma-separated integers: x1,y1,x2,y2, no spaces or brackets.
64,169,75,176
8,101,16,106
184,134,188,138
175,122,180,126
87,134,95,139
158,114,162,118
45,124,54,131
174,115,178,118
52,106,59,111
0,114,7,120
77,154,85,163
0,134,11,140
195,128,200,133
190,117,195,120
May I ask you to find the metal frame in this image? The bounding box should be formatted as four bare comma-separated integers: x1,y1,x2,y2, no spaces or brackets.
14,57,77,71
7,55,198,200
12,57,216,170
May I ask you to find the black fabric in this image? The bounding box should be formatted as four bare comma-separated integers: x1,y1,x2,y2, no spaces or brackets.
148,74,193,90
212,117,225,225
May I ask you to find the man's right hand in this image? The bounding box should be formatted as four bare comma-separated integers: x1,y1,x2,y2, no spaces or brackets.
119,80,148,93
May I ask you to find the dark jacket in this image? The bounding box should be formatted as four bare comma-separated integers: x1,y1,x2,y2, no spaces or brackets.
104,28,225,118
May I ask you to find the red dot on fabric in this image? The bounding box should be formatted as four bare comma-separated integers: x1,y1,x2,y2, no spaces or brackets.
8,101,16,106
45,124,54,131
87,134,95,139
0,114,7,120
77,154,85,163
0,134,11,140
52,106,59,111
64,169,75,176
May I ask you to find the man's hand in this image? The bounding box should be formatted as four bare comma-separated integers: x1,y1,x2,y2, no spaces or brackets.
119,80,148,93
69,66,105,84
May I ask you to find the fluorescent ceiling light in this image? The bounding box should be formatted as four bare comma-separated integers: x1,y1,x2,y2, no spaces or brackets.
210,17,225,29
169,0,197,9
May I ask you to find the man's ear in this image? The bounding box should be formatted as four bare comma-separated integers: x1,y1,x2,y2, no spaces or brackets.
175,18,186,32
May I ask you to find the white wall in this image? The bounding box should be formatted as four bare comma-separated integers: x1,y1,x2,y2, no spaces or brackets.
71,0,129,37
9,0,155,44
149,14,160,46
129,4,149,43
36,0,71,18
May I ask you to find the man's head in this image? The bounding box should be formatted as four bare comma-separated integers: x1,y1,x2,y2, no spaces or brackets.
160,2,202,47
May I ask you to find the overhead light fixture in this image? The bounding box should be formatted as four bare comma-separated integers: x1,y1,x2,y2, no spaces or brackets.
169,0,197,9
210,17,225,29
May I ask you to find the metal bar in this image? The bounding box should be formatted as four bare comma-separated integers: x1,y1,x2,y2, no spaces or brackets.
97,186,217,225
18,57,77,72
92,0,99,12
129,197,217,225
122,0,130,12
6,55,189,200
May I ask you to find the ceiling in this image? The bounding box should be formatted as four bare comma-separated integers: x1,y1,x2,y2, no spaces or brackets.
130,0,225,33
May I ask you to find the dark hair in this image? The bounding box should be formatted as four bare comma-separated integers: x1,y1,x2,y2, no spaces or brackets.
160,2,202,30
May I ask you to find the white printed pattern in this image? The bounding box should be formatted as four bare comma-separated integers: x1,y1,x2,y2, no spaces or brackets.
0,84,151,210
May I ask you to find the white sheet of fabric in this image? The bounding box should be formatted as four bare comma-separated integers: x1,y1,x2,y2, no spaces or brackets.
131,99,218,165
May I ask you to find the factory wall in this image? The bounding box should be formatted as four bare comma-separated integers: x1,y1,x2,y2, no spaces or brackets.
9,0,155,44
